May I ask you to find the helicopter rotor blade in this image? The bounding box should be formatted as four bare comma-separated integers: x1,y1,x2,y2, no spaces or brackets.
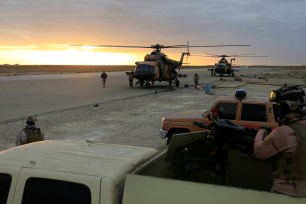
192,54,231,58
234,55,268,57
70,44,251,49
71,45,154,48
192,53,268,58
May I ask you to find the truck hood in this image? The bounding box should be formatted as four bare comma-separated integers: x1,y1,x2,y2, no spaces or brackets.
163,111,205,121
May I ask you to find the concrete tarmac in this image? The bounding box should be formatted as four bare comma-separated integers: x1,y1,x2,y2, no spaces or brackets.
0,72,160,122
0,67,272,122
0,70,198,122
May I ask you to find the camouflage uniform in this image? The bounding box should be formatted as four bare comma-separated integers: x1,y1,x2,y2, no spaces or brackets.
16,116,45,146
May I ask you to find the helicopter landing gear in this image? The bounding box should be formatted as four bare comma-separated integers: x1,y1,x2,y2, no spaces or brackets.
169,81,172,89
175,79,180,88
140,80,144,87
145,83,151,88
168,78,180,89
129,80,133,87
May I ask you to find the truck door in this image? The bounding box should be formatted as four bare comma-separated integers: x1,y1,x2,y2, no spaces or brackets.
238,103,268,129
216,102,238,121
13,169,101,204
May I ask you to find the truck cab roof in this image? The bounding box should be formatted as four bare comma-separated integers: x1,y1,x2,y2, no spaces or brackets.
0,140,157,185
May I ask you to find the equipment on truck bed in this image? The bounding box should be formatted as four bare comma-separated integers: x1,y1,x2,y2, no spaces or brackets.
171,119,257,184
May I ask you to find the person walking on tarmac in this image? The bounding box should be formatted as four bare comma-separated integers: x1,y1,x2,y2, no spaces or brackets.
254,85,306,197
101,71,108,88
16,116,45,146
194,73,199,88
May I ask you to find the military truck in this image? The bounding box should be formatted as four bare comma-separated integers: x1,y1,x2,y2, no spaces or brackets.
160,90,278,144
0,136,304,204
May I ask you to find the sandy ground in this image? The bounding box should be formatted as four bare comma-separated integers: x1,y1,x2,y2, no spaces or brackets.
0,66,305,151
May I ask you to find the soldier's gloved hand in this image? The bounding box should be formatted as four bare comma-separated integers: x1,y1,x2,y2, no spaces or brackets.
258,126,271,134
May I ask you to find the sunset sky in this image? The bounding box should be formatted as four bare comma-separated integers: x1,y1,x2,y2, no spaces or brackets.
0,0,305,66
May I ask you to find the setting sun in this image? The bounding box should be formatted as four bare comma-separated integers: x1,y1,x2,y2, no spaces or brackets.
0,48,140,65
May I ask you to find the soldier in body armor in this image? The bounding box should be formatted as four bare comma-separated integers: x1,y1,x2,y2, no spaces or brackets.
16,116,45,146
254,85,306,197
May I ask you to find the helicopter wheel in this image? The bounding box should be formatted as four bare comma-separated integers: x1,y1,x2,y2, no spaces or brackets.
140,80,144,87
175,79,180,87
169,81,172,89
145,83,151,88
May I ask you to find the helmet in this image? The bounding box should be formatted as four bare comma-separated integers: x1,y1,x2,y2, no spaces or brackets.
269,85,306,121
269,85,306,105
26,116,37,125
269,85,305,104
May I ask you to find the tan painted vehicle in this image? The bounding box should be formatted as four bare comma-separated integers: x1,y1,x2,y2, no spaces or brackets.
160,89,278,144
0,137,304,204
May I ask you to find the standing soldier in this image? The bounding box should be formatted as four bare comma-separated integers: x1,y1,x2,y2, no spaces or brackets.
194,73,199,88
101,71,108,88
254,85,306,197
16,116,45,146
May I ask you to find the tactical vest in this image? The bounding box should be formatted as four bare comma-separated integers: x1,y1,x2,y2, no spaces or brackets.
272,122,306,180
24,128,44,144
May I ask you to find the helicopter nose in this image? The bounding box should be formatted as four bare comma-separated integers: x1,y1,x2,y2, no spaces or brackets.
134,64,155,80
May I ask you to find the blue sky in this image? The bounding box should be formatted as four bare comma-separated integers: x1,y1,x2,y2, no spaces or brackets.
0,0,305,65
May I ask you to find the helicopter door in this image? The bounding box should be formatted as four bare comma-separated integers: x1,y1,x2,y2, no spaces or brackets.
161,64,170,80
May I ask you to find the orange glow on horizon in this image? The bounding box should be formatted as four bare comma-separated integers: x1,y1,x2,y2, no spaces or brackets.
0,45,214,66
0,49,141,65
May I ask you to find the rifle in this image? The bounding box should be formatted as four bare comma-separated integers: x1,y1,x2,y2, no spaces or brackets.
172,119,257,183
192,119,256,157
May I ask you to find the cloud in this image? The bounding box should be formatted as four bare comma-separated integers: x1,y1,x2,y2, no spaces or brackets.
0,0,305,65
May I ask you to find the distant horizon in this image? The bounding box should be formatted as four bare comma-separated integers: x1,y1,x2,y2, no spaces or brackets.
1,64,305,68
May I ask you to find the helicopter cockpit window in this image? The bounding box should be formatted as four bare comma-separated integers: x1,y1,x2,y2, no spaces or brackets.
136,64,155,74
216,64,226,69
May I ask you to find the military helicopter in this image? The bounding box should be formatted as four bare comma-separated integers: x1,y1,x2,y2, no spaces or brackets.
71,43,251,88
194,54,267,77
126,43,190,89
